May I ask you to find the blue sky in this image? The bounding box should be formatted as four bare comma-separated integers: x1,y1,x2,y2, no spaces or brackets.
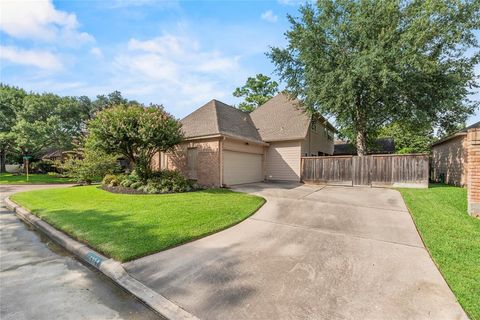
1,0,479,125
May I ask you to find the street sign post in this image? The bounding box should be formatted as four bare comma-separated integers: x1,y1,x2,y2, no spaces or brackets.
23,156,32,182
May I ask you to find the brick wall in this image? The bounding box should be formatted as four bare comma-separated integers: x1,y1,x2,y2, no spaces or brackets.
158,138,221,187
467,128,480,217
431,135,467,186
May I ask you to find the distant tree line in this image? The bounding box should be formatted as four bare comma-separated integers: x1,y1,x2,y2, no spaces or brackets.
0,84,137,173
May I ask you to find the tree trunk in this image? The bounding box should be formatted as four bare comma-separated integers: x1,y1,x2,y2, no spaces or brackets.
0,148,6,173
356,130,367,156
355,94,367,156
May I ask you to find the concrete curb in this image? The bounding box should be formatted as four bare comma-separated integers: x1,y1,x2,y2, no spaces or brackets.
5,197,199,320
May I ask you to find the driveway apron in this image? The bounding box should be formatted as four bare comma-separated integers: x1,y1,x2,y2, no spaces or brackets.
124,183,467,320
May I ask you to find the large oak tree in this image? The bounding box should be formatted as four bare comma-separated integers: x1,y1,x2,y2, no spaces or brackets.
269,0,479,155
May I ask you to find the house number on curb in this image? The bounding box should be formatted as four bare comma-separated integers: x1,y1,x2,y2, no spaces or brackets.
85,252,104,267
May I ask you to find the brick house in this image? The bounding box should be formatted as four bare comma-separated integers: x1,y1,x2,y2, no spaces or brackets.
154,93,336,187
431,122,479,186
431,121,480,216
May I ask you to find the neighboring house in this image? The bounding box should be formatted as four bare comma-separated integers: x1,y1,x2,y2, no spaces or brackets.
154,93,336,186
333,138,395,155
41,149,65,162
431,121,480,186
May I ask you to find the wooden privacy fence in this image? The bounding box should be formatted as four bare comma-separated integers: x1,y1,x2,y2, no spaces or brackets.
301,154,429,188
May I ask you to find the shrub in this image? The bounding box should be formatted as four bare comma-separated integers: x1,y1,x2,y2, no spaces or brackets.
102,174,117,186
120,179,132,188
145,170,192,193
109,169,194,194
56,148,119,184
130,181,143,190
31,160,56,173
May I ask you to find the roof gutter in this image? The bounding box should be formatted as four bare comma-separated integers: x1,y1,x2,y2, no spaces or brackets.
430,132,467,147
183,133,269,146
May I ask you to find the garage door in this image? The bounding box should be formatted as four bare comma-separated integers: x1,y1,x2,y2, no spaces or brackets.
223,151,263,185
266,141,301,181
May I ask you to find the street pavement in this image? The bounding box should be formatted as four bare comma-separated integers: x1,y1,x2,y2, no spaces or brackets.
0,184,161,320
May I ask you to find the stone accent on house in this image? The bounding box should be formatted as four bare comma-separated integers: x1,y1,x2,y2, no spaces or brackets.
431,135,467,186
467,128,480,217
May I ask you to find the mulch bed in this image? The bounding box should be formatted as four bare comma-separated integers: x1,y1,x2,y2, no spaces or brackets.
100,185,204,195
100,185,147,195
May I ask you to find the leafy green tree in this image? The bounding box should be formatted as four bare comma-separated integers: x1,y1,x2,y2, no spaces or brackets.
233,74,279,112
269,0,479,155
90,91,138,118
12,93,87,157
87,104,183,182
0,84,26,172
378,122,434,154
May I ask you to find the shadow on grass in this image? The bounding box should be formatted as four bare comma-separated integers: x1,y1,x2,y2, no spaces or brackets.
428,182,458,189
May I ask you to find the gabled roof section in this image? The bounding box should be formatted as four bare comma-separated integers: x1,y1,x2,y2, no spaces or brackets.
250,93,311,142
431,121,480,147
180,99,263,143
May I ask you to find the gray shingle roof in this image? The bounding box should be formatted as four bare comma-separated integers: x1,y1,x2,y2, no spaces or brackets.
181,94,336,143
180,99,263,143
250,93,311,142
431,121,480,147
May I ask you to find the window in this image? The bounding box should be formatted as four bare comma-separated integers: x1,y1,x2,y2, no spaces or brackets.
187,148,198,180
327,129,334,141
311,122,317,132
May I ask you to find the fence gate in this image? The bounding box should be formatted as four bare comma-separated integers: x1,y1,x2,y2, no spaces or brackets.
301,154,429,188
352,156,371,186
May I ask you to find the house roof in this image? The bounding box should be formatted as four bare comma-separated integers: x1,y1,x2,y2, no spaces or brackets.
431,121,480,147
181,93,337,143
40,148,64,159
250,93,311,142
180,99,263,143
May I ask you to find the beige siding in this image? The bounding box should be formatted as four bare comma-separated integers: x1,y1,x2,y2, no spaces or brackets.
223,151,263,185
223,138,264,154
266,141,302,181
301,120,334,156
431,135,467,186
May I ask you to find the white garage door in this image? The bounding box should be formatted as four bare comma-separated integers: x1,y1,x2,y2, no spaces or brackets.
266,141,301,181
223,151,263,185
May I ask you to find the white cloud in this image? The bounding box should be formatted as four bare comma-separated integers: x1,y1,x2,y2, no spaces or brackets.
277,0,308,5
0,45,63,70
90,47,103,58
0,0,93,44
105,0,179,9
261,10,278,23
112,33,246,116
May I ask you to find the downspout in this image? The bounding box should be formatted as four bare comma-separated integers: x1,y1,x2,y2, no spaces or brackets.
219,137,225,187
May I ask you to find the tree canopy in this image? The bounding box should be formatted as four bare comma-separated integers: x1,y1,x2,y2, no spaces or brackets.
87,104,183,181
269,0,479,155
378,122,434,154
0,85,137,172
233,74,279,112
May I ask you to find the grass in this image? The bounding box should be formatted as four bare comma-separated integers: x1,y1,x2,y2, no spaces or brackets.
398,184,480,320
0,173,74,184
11,186,265,262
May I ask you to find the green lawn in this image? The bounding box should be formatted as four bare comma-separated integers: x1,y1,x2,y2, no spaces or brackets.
399,184,480,320
0,173,74,184
11,186,265,262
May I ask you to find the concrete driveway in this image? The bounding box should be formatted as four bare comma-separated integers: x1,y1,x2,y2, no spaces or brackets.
124,183,467,320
